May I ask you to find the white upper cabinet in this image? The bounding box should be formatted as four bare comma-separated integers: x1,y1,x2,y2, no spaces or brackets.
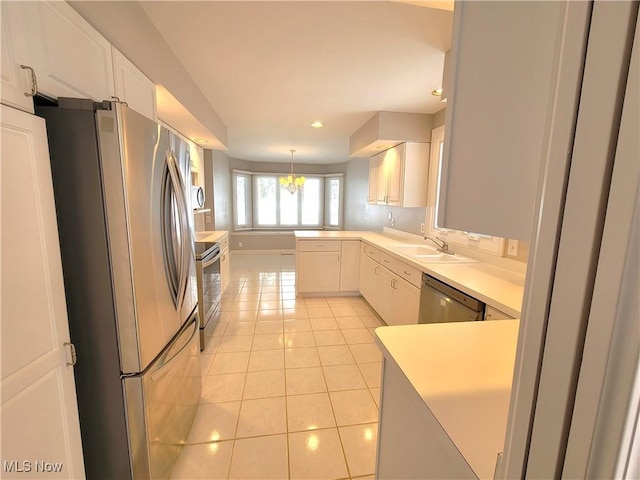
112,47,157,121
440,2,568,240
21,1,115,102
369,142,429,207
1,2,34,113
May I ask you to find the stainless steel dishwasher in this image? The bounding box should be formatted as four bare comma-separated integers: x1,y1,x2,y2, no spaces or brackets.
419,273,485,323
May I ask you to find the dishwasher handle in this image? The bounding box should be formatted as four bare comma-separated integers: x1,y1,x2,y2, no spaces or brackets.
422,274,485,313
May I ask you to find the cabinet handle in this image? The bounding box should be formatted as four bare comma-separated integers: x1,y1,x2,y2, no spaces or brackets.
403,270,411,275
63,342,77,366
111,96,129,107
316,244,324,247
337,254,340,262
383,259,390,264
20,65,38,97
374,266,379,275
391,279,397,289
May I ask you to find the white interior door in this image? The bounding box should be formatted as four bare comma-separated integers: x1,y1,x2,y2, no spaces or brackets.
1,105,85,479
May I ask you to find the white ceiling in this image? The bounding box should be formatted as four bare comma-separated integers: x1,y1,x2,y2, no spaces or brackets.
140,1,453,164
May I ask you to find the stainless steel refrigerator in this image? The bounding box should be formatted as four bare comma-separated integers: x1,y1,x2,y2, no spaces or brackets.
36,98,200,479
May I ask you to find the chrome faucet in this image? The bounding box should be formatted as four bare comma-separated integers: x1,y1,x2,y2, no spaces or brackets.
424,236,455,255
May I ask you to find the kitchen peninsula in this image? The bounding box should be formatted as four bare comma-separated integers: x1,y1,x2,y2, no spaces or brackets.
375,321,519,479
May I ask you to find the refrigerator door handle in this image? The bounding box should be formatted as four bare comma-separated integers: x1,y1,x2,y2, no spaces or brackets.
150,317,198,383
162,150,189,310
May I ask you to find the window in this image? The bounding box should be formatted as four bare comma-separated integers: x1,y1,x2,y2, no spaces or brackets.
324,176,343,228
233,170,343,230
233,172,252,229
426,126,504,255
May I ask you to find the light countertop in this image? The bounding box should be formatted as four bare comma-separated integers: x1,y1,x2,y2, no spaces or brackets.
294,230,524,317
375,321,520,479
193,230,228,244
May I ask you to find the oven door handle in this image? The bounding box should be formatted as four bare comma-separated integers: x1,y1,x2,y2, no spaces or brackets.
202,249,222,269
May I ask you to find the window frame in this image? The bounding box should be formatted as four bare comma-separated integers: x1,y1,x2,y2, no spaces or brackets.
232,170,252,230
232,170,343,231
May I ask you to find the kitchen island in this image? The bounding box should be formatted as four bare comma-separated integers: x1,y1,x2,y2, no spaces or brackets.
374,321,519,479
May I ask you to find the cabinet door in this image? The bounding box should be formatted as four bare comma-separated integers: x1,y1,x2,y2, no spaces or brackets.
0,2,34,113
359,254,379,309
1,105,85,478
392,277,421,325
112,47,157,121
340,240,360,292
377,267,395,325
385,144,404,206
440,2,566,240
220,247,230,294
23,1,115,101
298,252,341,293
376,153,389,204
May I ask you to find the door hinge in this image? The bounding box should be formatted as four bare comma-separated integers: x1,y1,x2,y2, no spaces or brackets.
63,342,77,366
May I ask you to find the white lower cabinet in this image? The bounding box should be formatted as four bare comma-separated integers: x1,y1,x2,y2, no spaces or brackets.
359,245,380,308
358,242,420,326
392,275,421,326
339,240,360,292
377,265,420,326
377,267,396,324
297,250,341,293
296,240,361,294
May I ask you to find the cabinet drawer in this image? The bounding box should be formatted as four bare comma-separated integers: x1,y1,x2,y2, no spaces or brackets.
361,243,379,261
396,261,422,288
298,240,341,252
378,251,398,271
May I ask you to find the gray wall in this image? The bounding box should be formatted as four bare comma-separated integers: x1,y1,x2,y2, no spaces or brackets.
343,158,426,236
211,110,448,248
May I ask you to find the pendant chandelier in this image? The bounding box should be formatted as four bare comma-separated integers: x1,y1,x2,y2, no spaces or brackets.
279,149,305,194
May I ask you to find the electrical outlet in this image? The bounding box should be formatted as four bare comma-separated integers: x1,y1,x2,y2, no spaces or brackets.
507,239,519,256
388,212,393,221
420,223,425,233
239,241,243,248
391,218,395,226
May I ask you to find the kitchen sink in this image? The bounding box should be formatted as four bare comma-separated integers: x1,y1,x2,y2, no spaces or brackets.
392,245,439,256
414,253,476,263
392,244,476,263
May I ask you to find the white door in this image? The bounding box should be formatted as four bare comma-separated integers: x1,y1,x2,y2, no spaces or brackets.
1,105,85,479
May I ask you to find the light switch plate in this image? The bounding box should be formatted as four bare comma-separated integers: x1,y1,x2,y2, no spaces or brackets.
507,239,519,256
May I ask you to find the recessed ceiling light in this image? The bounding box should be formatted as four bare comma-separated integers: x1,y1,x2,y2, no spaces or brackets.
310,121,324,128
194,138,208,144
431,88,443,96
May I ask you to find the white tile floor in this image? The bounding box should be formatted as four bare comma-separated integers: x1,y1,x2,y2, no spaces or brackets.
171,253,384,480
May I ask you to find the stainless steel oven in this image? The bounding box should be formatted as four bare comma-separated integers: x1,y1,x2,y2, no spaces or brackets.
195,241,222,350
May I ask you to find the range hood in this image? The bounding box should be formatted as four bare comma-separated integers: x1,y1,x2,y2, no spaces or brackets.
349,111,434,157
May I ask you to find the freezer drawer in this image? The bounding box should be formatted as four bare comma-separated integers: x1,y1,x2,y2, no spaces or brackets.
419,274,485,323
123,314,201,479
